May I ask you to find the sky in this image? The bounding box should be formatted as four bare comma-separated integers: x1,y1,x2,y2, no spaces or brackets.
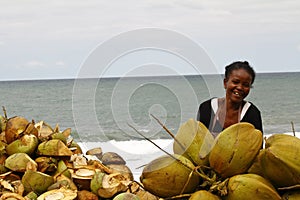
1,0,300,81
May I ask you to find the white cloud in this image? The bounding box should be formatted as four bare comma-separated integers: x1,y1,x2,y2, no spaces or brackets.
1,0,299,42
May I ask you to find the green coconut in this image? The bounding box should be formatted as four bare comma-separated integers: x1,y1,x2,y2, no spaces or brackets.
4,152,37,172
48,174,77,191
50,132,67,144
6,134,38,156
140,154,200,198
25,191,38,200
91,172,127,199
69,140,83,154
209,122,262,178
37,188,77,200
5,116,29,144
35,156,58,173
0,115,7,133
173,118,214,166
249,134,300,188
113,193,141,200
224,174,281,200
0,141,7,155
189,190,221,200
37,139,73,156
56,160,72,178
90,171,105,195
22,170,54,194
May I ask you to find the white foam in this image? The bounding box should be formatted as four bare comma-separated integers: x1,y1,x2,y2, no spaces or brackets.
78,139,173,181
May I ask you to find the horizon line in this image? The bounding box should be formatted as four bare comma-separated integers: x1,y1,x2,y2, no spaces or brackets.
1,71,300,82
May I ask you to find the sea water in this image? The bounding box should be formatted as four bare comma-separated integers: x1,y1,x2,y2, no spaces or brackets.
1,73,300,178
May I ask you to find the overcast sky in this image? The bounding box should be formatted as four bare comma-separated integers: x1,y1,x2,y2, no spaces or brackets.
1,0,300,80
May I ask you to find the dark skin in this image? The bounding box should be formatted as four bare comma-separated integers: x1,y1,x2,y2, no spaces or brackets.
217,68,253,129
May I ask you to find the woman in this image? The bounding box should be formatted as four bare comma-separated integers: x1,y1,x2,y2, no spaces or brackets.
197,61,263,137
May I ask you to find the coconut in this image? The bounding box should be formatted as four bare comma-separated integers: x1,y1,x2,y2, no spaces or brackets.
0,192,25,200
4,152,37,172
173,118,214,166
189,190,221,200
35,156,58,173
69,140,83,154
223,174,281,200
6,134,38,156
0,171,21,182
247,149,264,176
37,139,73,156
77,190,98,200
0,115,7,133
22,170,54,194
71,168,95,190
86,147,103,159
135,190,159,200
0,141,7,155
100,152,126,165
50,132,68,144
37,188,77,200
25,191,38,200
250,134,300,188
209,122,262,178
140,154,200,198
97,173,129,199
48,174,77,191
5,116,29,144
107,164,134,181
55,160,72,178
34,121,54,139
113,192,141,200
90,170,105,195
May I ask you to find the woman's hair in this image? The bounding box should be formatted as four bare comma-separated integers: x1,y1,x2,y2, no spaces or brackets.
224,61,256,84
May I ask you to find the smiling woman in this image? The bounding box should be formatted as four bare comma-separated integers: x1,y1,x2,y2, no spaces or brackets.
196,61,263,137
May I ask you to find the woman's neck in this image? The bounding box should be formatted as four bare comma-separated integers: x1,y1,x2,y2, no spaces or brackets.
222,97,243,111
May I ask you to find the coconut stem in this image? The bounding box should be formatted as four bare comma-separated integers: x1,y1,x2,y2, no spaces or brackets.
194,166,216,184
2,106,7,119
150,114,186,152
291,121,296,137
127,123,179,161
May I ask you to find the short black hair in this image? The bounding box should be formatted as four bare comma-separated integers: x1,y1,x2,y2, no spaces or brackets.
225,61,256,84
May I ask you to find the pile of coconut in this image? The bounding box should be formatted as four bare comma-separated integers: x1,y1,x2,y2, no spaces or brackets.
0,109,300,200
0,111,155,200
139,118,300,200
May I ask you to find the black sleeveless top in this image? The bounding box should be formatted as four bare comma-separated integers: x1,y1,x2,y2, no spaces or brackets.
197,98,263,136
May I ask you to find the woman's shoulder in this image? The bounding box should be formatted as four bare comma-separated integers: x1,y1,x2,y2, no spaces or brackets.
247,101,261,113
247,101,260,114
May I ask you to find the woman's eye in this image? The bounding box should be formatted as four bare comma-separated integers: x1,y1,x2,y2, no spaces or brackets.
243,83,251,88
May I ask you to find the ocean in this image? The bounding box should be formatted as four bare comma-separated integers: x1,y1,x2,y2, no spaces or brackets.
1,73,300,178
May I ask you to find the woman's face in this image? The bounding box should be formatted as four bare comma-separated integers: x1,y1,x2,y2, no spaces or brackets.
224,68,253,103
